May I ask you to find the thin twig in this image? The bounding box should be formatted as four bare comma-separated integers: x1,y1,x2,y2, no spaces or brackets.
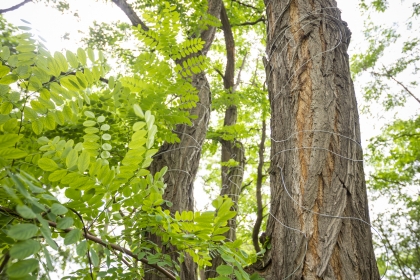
232,17,265,27
231,0,262,12
373,68,420,105
389,75,420,104
0,0,32,14
234,52,248,91
0,253,10,274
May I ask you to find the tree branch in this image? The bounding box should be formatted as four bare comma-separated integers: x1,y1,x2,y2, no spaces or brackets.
232,17,265,27
0,0,32,14
252,120,266,253
231,0,262,12
0,206,176,280
214,67,225,80
389,75,420,105
0,253,10,274
373,69,420,105
111,0,149,31
234,52,248,91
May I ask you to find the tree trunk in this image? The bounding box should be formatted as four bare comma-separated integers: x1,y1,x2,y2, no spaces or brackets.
145,1,222,279
263,0,380,279
205,3,246,278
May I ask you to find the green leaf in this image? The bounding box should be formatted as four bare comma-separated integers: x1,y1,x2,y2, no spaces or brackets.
6,258,38,278
39,223,58,250
102,143,112,151
0,148,28,159
7,224,38,240
48,169,67,182
0,74,18,85
54,51,68,72
66,149,78,168
102,133,111,140
38,158,58,171
90,248,100,267
66,50,79,68
50,203,68,215
77,48,87,65
10,240,41,259
78,150,90,172
216,265,233,275
84,110,95,118
32,118,43,135
0,65,10,77
133,121,146,131
64,228,82,245
133,104,144,118
1,46,10,60
0,101,13,114
16,205,36,219
100,124,110,131
83,120,96,127
87,48,95,62
43,247,54,270
76,240,88,256
57,217,74,229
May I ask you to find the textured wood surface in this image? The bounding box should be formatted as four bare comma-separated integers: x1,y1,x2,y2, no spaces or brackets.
263,0,379,279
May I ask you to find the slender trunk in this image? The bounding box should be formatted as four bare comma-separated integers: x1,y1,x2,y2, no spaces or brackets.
205,3,246,278
263,1,379,279
252,120,266,253
145,1,222,279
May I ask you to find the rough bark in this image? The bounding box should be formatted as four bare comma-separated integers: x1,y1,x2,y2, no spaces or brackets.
263,0,379,279
144,1,223,279
205,3,246,278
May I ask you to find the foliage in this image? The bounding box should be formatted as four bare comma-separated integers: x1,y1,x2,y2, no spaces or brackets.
0,15,253,280
352,0,420,278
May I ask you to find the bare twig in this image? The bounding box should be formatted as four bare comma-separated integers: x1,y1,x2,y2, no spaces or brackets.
232,17,265,27
373,69,420,105
389,75,420,105
234,52,248,91
0,0,32,14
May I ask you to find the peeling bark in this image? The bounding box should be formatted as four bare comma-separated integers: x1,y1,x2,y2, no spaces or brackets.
263,0,379,279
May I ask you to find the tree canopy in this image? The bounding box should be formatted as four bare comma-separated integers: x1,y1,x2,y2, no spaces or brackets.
0,0,418,279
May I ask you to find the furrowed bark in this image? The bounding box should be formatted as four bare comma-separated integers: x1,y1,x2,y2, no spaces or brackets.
205,2,246,279
263,0,379,279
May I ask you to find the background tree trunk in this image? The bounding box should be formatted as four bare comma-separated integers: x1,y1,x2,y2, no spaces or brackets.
263,0,379,279
145,1,222,279
205,3,246,278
